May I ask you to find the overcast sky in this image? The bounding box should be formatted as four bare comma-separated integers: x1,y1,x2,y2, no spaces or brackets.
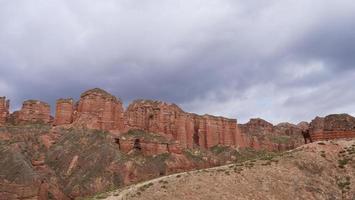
0,0,355,124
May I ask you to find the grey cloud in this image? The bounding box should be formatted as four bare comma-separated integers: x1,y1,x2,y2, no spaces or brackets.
0,0,355,123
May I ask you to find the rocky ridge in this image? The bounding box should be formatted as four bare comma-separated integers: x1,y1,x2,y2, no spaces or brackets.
1,88,355,199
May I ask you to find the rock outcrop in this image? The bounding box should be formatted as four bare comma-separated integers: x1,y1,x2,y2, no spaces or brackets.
73,88,125,131
54,98,74,126
117,130,182,156
14,100,51,124
239,118,304,151
124,100,245,149
309,114,355,141
0,97,9,126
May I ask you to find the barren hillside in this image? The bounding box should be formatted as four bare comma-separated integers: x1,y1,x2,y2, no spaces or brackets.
98,139,355,200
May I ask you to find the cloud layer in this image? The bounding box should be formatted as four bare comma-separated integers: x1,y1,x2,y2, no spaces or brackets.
1,0,355,123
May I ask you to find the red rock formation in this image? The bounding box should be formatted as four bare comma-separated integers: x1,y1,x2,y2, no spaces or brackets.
73,88,125,131
0,97,9,126
309,114,355,141
116,130,183,155
16,100,51,124
124,100,245,149
54,98,74,125
296,121,309,130
119,139,181,156
239,118,303,151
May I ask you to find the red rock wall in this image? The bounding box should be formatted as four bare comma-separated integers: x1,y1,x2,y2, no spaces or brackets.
239,119,303,151
124,100,245,149
119,139,181,156
73,88,124,131
54,98,74,125
0,97,9,126
311,130,355,141
17,100,51,124
309,114,355,141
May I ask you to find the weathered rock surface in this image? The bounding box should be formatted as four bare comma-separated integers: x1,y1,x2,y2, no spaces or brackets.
0,97,9,126
73,88,125,131
54,98,74,126
124,100,244,149
14,100,51,124
0,126,239,199
239,118,304,151
309,114,355,141
117,130,182,156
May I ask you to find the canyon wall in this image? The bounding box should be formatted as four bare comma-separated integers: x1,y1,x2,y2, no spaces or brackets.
54,98,74,126
239,118,304,151
309,114,355,141
124,100,245,149
3,88,355,151
72,88,125,130
0,97,9,126
13,100,51,124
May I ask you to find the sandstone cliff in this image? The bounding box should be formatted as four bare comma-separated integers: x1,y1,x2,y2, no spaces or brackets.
54,98,74,125
124,100,245,149
73,88,125,131
11,100,51,124
309,114,355,141
0,97,9,126
239,118,304,151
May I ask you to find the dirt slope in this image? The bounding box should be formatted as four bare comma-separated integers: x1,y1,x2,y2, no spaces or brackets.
99,139,355,200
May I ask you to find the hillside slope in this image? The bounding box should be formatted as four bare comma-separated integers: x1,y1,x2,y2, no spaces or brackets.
100,139,355,200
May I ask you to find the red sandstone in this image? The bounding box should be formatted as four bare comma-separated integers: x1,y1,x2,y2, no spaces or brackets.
309,114,355,141
73,88,125,130
16,100,51,124
124,100,244,149
2,88,355,151
54,98,74,125
0,97,9,126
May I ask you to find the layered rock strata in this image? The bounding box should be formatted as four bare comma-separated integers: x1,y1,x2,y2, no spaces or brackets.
73,88,125,130
0,97,9,126
309,114,355,141
54,98,74,126
124,100,245,149
239,118,304,151
14,100,51,124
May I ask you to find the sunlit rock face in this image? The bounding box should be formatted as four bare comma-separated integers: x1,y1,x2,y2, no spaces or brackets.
309,114,355,141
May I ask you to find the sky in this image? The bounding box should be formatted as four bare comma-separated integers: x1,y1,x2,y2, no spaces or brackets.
0,0,355,124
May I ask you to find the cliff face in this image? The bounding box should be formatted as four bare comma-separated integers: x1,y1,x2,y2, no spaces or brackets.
72,88,125,131
13,100,51,124
239,118,304,151
124,100,245,149
0,97,9,126
54,98,74,126
309,114,355,141
117,130,182,156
